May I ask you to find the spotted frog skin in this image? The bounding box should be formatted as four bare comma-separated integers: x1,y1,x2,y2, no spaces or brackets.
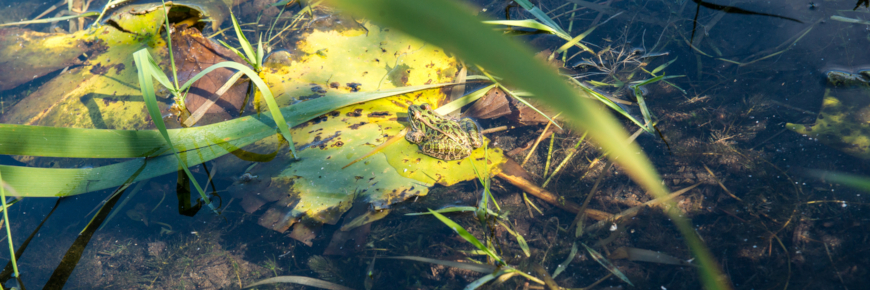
405,103,483,160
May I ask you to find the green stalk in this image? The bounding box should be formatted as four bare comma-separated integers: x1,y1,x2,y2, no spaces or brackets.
161,0,181,91
0,170,19,278
134,50,214,213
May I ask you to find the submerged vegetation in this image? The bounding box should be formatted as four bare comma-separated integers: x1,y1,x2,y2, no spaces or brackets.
1,0,870,289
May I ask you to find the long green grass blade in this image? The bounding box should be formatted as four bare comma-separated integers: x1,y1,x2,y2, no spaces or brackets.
428,209,504,265
0,83,453,159
134,49,214,211
327,1,730,289
0,170,19,278
230,11,258,70
1,83,457,197
0,12,100,27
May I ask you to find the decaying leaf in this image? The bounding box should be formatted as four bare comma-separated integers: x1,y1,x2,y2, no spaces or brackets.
228,21,506,244
788,71,870,158
167,25,249,124
0,27,96,91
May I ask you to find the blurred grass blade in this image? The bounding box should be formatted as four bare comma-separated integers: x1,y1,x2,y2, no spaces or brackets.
428,209,504,265
498,221,530,257
464,270,505,290
651,57,678,75
434,84,495,114
385,256,496,273
405,206,500,217
134,49,214,212
244,276,354,290
552,242,577,278
326,1,730,289
582,243,633,286
0,12,99,27
806,169,870,192
257,35,264,68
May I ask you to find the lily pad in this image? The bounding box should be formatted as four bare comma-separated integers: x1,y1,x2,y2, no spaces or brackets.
230,22,505,243
0,28,95,91
788,70,870,158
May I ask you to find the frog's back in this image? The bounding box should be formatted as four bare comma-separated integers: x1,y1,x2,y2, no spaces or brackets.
419,135,471,161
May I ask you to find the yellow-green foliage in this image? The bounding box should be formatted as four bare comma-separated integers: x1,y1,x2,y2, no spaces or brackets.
235,22,504,229
788,85,870,158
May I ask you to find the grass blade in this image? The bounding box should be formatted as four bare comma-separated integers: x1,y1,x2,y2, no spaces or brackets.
176,61,298,158
244,276,354,290
552,242,577,278
0,83,458,197
230,11,257,69
464,270,506,290
0,170,19,278
385,256,496,274
512,0,570,38
134,49,214,212
428,209,504,265
327,1,730,289
582,243,633,286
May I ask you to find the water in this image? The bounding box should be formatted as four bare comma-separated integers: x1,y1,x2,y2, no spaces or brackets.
1,0,870,289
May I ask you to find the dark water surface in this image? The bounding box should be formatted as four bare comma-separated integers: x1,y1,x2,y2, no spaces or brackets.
1,0,870,289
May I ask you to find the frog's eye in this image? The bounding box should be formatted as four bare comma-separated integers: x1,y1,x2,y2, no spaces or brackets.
420,104,431,110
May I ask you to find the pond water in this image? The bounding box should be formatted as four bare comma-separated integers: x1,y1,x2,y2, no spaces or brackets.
1,0,869,289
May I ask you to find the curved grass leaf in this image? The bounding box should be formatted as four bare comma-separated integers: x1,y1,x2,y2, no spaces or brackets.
428,209,504,265
552,242,577,278
134,49,214,210
175,60,298,158
326,0,730,289
244,276,354,290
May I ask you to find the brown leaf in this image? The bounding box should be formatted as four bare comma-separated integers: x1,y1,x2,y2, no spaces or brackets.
168,25,249,124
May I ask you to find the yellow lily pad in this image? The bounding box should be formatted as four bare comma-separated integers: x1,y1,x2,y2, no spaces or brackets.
232,22,505,240
788,71,870,158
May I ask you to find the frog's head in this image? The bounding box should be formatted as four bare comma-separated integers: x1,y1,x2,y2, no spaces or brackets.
408,103,437,128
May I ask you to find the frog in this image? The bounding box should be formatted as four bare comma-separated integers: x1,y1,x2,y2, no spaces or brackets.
405,103,483,160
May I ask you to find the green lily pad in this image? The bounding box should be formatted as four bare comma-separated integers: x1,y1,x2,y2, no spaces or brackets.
231,22,505,242
788,71,870,158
